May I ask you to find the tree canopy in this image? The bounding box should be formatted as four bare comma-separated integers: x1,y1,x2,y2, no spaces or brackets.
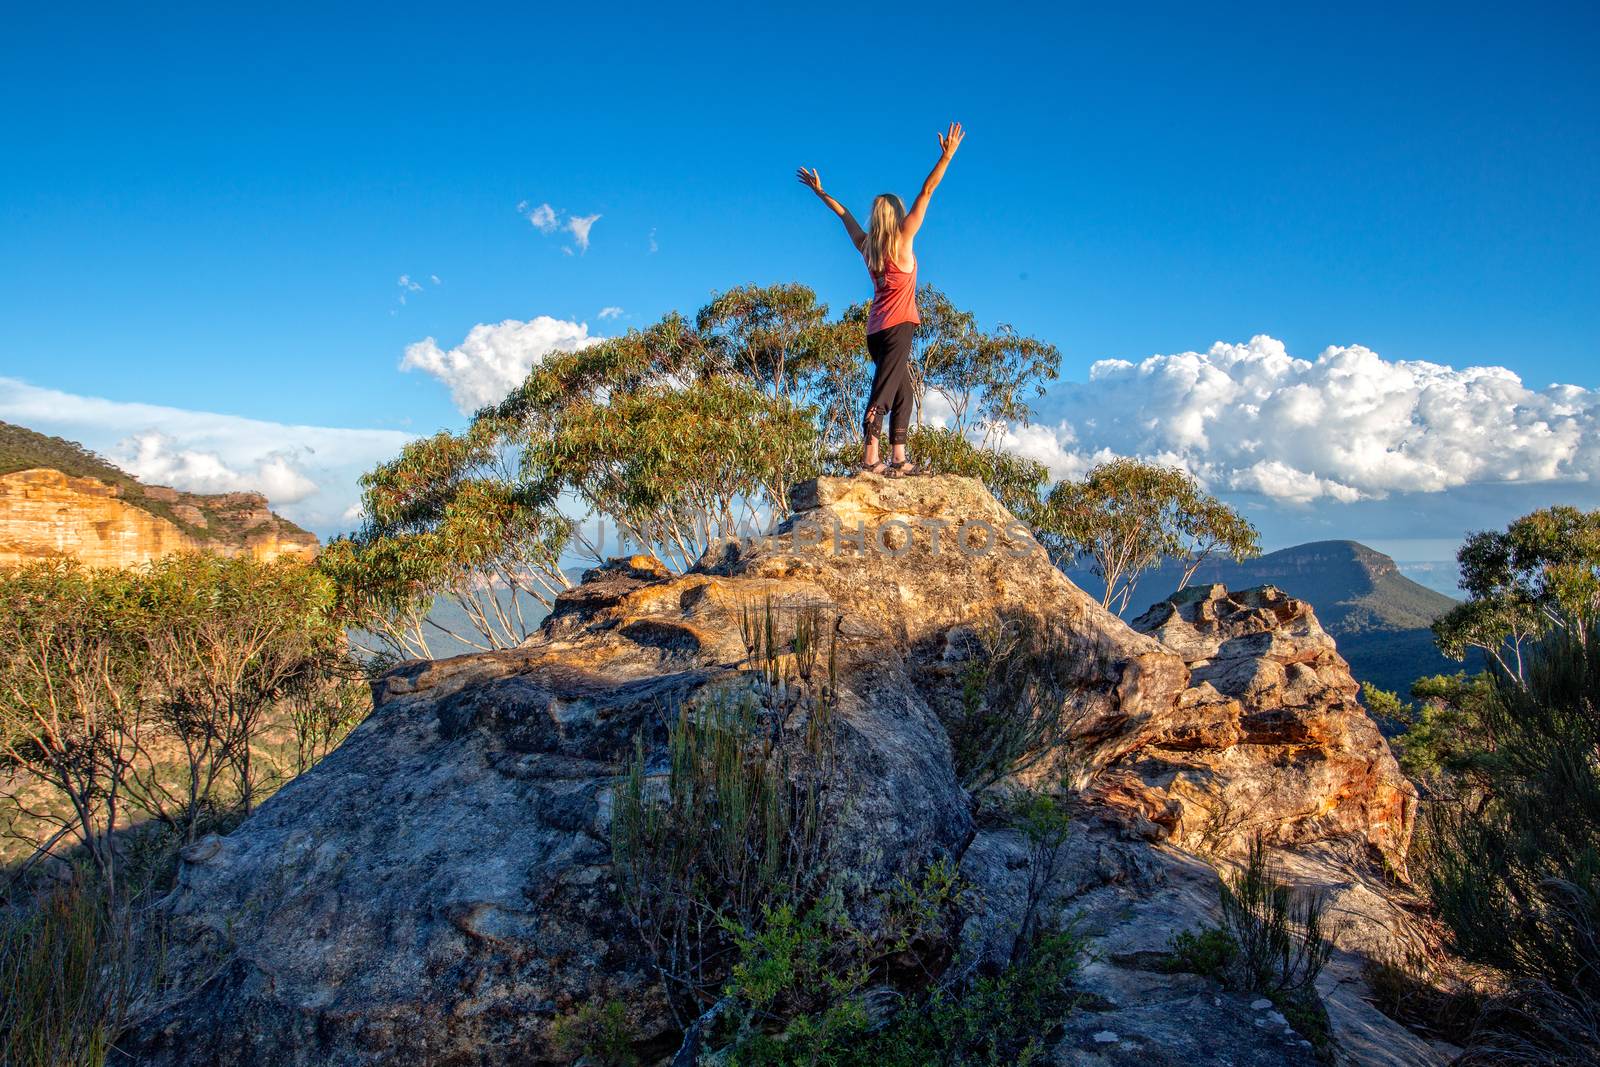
1434,506,1600,680
329,283,1065,655
1034,458,1260,615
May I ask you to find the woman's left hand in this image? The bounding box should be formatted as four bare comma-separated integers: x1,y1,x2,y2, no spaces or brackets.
796,167,825,195
937,122,965,159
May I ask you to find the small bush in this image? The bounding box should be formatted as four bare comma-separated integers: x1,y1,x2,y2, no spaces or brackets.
861,927,1082,1067
720,898,1082,1067
1162,926,1237,978
1220,838,1333,1000
550,999,639,1066
1011,792,1071,962
1422,628,1600,1065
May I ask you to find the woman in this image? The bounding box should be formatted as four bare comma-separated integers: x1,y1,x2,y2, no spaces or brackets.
798,121,964,475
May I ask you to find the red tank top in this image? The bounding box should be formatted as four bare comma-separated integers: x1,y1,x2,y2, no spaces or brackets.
865,249,919,334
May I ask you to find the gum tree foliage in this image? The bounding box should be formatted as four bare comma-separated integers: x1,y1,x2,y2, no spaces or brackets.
0,557,355,902
1034,458,1260,615
332,284,1063,657
323,422,576,661
1365,674,1501,788
1434,506,1600,683
696,284,864,462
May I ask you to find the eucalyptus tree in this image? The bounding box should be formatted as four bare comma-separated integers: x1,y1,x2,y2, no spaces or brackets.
698,283,866,466
1434,505,1600,681
0,562,146,903
529,374,816,571
1035,459,1259,616
328,422,572,659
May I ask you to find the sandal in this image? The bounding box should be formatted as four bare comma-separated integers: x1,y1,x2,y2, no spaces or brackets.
888,460,918,477
859,461,889,476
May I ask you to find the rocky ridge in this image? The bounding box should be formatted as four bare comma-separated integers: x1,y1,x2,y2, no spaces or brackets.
0,468,316,567
0,419,317,567
132,474,1442,1066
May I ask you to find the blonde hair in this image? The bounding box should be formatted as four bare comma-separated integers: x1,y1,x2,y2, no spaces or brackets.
863,193,906,274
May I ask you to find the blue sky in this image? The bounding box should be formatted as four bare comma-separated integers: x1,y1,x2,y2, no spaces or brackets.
3,3,1597,581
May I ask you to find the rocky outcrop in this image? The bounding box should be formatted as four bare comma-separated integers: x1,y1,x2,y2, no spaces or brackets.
1092,584,1416,867
131,475,1429,1066
0,468,316,567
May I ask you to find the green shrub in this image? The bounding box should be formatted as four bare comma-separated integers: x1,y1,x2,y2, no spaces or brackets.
1162,926,1237,978
550,999,640,1066
1220,838,1333,1000
861,928,1082,1067
712,795,1082,1067
1011,792,1071,962
718,888,1081,1067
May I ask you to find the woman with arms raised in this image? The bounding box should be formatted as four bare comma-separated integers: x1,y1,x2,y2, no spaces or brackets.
798,121,965,475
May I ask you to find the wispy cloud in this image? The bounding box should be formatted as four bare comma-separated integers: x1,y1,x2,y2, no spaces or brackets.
597,306,624,320
648,227,659,253
518,200,561,233
567,213,601,253
516,199,601,254
0,377,412,536
394,273,440,309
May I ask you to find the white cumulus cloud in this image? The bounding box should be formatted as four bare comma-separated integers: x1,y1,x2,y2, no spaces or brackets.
597,306,624,320
400,316,603,414
1015,335,1600,504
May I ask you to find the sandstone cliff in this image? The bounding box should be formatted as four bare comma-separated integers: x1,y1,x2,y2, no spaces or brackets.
0,421,317,566
131,475,1440,1067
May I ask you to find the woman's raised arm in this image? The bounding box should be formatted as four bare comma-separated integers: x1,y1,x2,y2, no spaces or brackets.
901,122,964,241
797,167,867,251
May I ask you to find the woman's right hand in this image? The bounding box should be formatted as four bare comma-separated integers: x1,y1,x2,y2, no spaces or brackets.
937,122,965,159
796,167,825,196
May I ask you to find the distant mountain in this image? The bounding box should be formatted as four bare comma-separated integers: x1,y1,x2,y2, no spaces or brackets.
0,420,317,567
1066,540,1472,695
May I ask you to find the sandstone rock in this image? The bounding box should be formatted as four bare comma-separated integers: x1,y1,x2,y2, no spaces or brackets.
0,467,316,568
1106,584,1417,868
131,475,1422,1066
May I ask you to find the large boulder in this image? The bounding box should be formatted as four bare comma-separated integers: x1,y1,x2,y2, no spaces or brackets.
131,475,1188,1066
130,475,1424,1065
1100,584,1416,867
